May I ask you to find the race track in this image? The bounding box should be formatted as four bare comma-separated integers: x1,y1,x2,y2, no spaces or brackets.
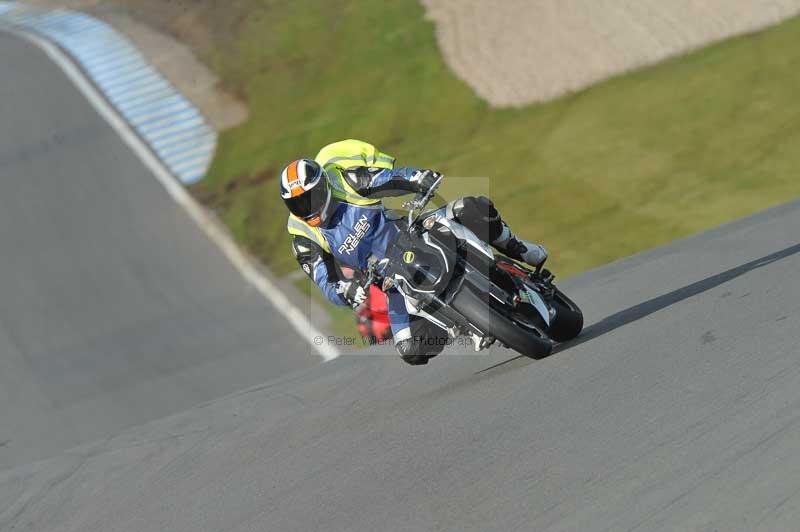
0,32,318,471
4,160,800,530
3,28,800,532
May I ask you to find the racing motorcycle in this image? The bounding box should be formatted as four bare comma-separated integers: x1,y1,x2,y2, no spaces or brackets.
366,178,583,359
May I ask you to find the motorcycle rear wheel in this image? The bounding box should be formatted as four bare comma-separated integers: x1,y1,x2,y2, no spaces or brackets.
451,284,553,359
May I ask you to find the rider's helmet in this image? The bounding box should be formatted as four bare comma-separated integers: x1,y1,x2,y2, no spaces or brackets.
280,159,331,226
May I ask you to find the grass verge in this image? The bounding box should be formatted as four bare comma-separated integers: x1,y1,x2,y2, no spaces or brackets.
150,0,800,333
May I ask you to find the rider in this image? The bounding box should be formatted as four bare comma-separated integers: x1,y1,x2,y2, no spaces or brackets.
281,139,548,365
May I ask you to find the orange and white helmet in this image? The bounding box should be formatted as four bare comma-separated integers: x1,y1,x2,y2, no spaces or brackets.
280,159,331,226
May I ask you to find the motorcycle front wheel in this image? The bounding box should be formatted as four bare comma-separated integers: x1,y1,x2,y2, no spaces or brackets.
547,289,584,342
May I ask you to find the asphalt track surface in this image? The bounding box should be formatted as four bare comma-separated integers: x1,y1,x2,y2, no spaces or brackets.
2,32,800,532
6,195,800,532
0,32,319,471
3,169,800,529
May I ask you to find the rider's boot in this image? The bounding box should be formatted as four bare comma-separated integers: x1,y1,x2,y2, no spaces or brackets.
492,223,548,269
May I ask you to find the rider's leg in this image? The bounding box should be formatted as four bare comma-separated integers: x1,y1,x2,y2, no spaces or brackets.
445,196,548,267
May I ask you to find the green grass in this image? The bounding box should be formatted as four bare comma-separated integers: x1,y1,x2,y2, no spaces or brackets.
190,0,800,329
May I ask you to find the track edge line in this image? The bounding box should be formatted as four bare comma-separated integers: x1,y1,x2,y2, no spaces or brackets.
6,26,339,362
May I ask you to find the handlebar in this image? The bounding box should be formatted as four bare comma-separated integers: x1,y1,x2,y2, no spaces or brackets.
401,175,443,229
360,176,442,291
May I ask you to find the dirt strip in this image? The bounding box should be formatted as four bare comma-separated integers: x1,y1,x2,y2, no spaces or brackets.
421,0,800,106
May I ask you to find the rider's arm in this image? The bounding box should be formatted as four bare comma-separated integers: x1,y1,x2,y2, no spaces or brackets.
342,166,433,198
292,236,348,307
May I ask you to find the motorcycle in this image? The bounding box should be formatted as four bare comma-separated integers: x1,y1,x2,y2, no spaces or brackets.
365,177,583,359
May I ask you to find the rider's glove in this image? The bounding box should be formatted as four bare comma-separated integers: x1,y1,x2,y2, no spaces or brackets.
409,169,442,194
336,280,368,308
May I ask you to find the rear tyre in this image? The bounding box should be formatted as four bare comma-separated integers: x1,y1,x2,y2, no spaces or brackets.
451,284,553,359
547,290,583,342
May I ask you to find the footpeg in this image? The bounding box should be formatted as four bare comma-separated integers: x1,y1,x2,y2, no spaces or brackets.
470,333,496,352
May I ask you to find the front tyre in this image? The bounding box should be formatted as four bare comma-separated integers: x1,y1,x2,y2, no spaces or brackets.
451,284,553,359
547,289,583,342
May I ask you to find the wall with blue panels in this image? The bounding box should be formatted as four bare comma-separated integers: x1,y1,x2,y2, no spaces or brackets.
0,2,216,185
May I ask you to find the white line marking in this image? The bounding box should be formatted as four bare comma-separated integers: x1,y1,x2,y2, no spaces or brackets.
150,126,210,150
9,28,339,362
72,43,129,64
136,111,204,135
153,137,217,161
139,115,204,136
125,96,191,121
92,62,149,84
110,84,173,108
165,143,215,166
155,134,216,160
170,159,211,177
133,110,200,134
99,70,161,93
81,55,143,78
168,145,215,165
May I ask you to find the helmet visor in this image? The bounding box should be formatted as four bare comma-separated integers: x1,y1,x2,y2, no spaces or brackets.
284,178,330,220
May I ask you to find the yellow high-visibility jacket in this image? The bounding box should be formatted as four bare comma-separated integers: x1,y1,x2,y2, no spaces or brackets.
286,139,396,251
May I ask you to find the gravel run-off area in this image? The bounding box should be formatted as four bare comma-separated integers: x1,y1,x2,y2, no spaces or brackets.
421,0,800,106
